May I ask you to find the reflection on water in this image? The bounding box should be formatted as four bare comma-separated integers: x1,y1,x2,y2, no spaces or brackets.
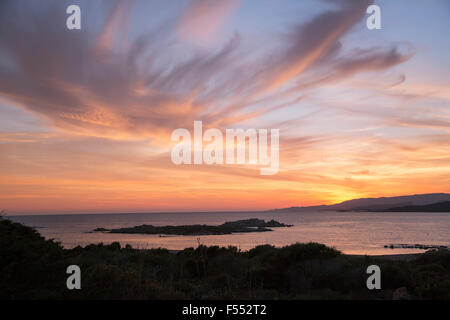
9,211,450,255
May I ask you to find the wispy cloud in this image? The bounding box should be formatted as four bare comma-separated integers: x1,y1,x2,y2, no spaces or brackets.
177,0,240,46
0,0,411,141
0,0,448,212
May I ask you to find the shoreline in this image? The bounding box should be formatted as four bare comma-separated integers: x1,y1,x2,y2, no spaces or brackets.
2,216,449,300
346,253,422,261
163,250,425,261
7,215,448,257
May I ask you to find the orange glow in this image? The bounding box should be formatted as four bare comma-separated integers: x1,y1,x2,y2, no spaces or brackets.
0,1,449,214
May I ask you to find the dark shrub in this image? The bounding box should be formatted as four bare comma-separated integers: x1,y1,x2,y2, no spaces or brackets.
248,244,276,258
2,217,449,300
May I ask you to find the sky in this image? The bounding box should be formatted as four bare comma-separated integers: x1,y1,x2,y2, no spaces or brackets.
0,0,449,214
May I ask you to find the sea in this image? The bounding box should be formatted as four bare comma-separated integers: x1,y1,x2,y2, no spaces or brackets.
8,211,450,255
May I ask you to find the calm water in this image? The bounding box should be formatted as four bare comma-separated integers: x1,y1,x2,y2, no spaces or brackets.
8,211,450,255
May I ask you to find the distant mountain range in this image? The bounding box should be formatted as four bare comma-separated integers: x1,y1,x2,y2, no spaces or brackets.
382,201,450,212
269,193,450,212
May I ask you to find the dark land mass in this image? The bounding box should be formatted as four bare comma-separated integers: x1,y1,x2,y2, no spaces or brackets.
1,216,450,300
93,218,293,235
269,193,450,212
379,201,450,212
384,243,450,250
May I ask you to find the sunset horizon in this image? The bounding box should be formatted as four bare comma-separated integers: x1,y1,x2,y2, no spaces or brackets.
3,191,450,216
1,0,449,304
1,0,449,215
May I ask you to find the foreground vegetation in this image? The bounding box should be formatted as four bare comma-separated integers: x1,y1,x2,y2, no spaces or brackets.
1,217,449,300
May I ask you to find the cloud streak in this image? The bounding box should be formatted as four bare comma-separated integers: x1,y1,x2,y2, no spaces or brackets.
177,0,240,46
1,0,447,213
0,0,411,140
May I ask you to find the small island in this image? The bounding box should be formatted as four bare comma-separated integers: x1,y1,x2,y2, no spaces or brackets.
93,218,293,236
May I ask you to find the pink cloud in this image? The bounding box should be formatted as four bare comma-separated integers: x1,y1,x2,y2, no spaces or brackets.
177,0,240,46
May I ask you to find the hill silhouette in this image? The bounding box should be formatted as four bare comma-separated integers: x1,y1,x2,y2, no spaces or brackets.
270,193,450,212
382,201,450,212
